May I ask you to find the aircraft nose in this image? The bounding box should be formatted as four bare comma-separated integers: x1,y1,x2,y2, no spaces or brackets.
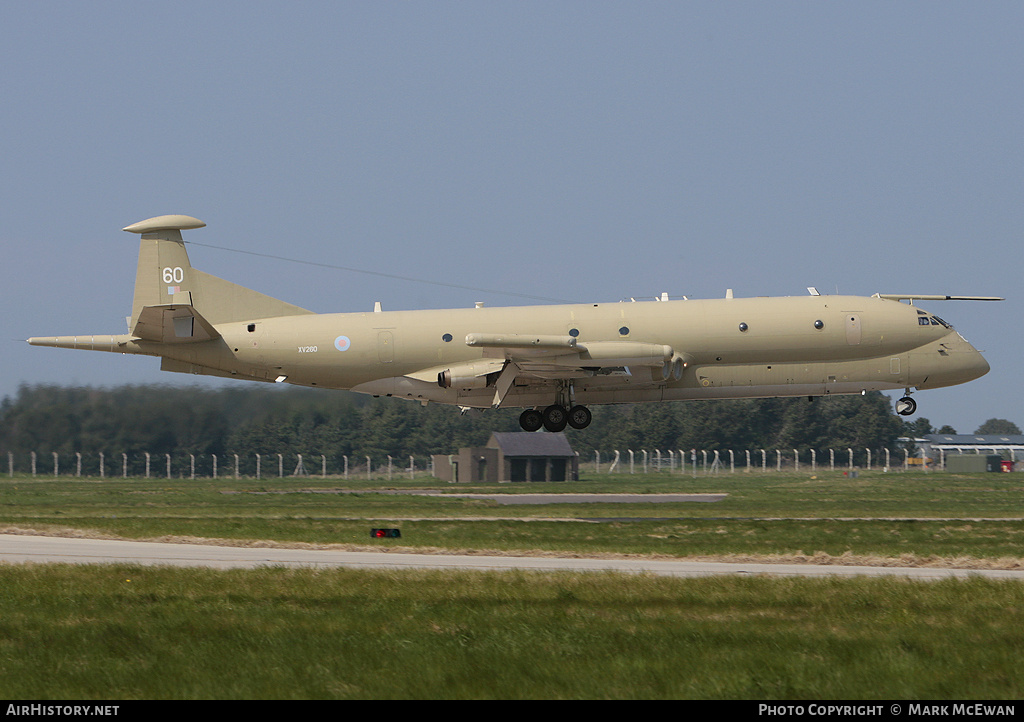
914,332,990,388
962,344,990,381
951,332,990,382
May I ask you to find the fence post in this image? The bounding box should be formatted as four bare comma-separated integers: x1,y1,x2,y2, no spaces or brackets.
234,453,239,479
7,452,12,478
145,452,151,479
76,452,82,477
848,448,854,470
366,456,371,480
278,453,283,478
793,449,799,472
99,452,104,478
323,455,327,479
409,455,415,480
212,454,217,479
122,453,127,478
810,449,816,471
166,453,171,479
866,448,871,471
53,452,59,477
256,454,261,480
628,449,634,474
190,454,195,480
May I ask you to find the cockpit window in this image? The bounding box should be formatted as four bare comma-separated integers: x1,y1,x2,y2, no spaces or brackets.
931,315,951,329
919,317,931,326
919,316,952,329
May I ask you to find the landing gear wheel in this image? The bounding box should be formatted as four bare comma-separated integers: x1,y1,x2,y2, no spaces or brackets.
519,408,544,432
896,396,917,416
567,405,592,430
542,404,568,432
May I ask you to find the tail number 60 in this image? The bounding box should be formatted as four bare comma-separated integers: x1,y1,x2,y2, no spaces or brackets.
163,267,184,283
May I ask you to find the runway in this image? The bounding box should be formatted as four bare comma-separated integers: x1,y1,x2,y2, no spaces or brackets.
407,492,728,505
2,534,1023,580
232,490,728,504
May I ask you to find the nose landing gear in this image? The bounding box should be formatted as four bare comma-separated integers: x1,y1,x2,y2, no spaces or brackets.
895,393,917,416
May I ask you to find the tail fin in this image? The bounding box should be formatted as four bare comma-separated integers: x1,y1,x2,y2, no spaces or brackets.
123,215,314,331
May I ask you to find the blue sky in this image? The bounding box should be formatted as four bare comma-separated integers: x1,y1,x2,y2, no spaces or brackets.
2,2,1020,434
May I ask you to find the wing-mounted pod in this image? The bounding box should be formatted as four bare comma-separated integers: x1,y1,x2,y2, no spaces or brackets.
573,341,673,368
465,333,579,355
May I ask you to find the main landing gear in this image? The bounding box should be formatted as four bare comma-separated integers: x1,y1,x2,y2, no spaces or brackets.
519,382,593,432
519,404,593,432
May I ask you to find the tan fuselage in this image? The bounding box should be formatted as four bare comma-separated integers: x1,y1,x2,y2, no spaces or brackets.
35,294,985,409
27,216,991,414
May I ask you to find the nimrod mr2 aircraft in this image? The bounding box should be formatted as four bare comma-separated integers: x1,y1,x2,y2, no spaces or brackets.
29,215,999,432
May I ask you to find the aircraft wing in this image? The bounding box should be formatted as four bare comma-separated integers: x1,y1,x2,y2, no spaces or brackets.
414,333,676,407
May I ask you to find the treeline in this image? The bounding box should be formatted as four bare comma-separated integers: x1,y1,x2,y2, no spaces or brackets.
0,385,518,475
0,384,910,473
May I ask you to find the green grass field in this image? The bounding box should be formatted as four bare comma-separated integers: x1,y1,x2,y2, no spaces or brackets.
2,470,1022,563
1,470,1022,699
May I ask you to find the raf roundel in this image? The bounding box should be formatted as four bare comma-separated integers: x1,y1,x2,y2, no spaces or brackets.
334,335,351,352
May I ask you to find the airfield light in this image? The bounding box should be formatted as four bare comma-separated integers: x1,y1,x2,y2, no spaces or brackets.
371,528,401,539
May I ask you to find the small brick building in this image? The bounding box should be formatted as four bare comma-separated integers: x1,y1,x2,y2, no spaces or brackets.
433,432,578,482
